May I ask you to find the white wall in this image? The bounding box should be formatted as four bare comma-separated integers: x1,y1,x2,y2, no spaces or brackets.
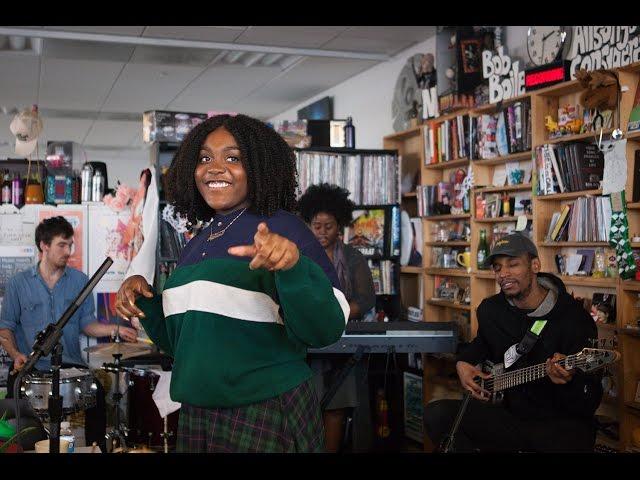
269,36,437,150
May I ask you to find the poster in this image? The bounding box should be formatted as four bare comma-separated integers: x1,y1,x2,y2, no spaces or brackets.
403,371,424,444
344,209,386,257
0,245,37,299
38,205,88,274
0,204,39,246
87,204,133,290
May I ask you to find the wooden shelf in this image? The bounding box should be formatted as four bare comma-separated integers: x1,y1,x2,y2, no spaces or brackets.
428,109,470,123
474,183,532,194
423,213,471,221
424,158,469,170
400,266,423,274
402,191,417,198
625,402,640,413
536,189,603,201
427,299,471,311
471,150,532,166
540,242,610,247
621,327,640,338
622,280,640,291
627,202,640,210
425,241,470,247
425,268,471,277
474,216,532,223
626,130,640,141
534,79,582,97
560,275,617,287
472,270,495,279
541,128,615,146
471,92,532,114
383,125,422,141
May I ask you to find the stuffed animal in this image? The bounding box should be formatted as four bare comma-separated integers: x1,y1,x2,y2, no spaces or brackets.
574,69,619,111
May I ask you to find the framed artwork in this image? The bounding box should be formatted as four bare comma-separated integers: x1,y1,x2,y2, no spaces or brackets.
460,39,482,74
403,371,424,443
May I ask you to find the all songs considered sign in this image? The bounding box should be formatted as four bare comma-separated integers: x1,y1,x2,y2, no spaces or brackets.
567,26,640,78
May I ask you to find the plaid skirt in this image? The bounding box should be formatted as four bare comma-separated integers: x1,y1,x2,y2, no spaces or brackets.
176,377,325,453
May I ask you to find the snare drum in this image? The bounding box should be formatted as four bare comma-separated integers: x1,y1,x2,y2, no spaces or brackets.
127,368,179,449
21,368,97,415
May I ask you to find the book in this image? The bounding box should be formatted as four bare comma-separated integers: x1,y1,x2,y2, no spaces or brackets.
496,112,509,156
628,77,640,132
390,206,401,257
548,145,566,193
546,212,561,241
551,204,572,241
590,293,617,324
576,248,595,274
345,209,386,257
575,143,604,190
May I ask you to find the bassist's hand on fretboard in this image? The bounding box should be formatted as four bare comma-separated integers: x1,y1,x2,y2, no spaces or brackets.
545,352,575,384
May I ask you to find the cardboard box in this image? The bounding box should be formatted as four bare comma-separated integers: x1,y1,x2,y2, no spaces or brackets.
143,111,208,143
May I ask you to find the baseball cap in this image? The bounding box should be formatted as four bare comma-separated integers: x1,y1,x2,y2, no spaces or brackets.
9,105,43,157
486,232,538,267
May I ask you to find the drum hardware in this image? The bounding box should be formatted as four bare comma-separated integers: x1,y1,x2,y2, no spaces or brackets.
103,350,129,452
13,257,113,453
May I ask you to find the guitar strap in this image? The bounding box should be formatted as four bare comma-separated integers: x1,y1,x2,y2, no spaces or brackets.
504,319,547,369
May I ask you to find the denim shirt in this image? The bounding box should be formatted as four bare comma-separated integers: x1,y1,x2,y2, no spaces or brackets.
0,264,95,371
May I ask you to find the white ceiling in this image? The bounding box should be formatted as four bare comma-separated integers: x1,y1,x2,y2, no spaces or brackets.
0,26,436,166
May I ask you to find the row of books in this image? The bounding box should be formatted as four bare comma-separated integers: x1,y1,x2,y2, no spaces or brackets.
545,196,611,243
368,259,397,295
159,218,188,260
476,102,532,160
535,142,604,195
416,183,468,217
343,206,400,259
424,115,472,164
295,151,398,206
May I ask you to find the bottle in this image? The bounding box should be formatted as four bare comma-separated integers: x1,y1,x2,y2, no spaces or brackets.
344,116,356,149
91,169,104,202
1,170,11,204
477,229,490,270
60,421,75,453
11,173,23,207
81,163,93,202
502,193,510,217
375,388,390,439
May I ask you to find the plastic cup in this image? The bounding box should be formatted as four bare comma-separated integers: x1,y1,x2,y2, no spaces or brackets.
34,439,69,453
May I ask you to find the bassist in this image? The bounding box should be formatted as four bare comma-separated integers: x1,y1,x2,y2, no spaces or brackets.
424,233,603,452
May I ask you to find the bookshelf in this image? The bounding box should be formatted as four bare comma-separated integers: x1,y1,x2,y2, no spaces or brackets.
294,147,402,320
391,60,640,452
150,141,182,293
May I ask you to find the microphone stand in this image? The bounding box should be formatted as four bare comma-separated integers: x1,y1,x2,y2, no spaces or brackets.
439,391,471,453
14,257,113,453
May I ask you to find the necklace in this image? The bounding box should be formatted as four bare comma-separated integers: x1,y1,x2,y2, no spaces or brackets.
207,207,247,242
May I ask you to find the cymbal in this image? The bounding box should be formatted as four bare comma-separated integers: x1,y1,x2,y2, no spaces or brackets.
84,342,153,360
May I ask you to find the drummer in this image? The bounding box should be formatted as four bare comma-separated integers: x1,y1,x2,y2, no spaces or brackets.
0,216,139,452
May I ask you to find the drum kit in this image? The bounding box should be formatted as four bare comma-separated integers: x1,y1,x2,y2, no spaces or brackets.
19,337,179,453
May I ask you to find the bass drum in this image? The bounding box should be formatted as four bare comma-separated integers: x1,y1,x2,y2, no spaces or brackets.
127,368,179,450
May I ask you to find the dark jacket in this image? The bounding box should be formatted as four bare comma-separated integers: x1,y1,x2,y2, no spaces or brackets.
457,272,603,422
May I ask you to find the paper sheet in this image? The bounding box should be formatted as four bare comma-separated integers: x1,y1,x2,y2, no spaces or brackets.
601,139,627,195
151,370,181,418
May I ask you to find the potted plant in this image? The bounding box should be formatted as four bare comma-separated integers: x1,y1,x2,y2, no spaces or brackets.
0,411,37,453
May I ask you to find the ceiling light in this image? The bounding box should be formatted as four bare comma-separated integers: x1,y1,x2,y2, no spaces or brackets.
242,52,265,67
278,55,303,70
8,36,27,50
260,53,284,66
224,51,245,63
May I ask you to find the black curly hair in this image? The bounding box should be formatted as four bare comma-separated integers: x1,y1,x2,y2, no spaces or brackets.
166,114,298,224
297,183,355,229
